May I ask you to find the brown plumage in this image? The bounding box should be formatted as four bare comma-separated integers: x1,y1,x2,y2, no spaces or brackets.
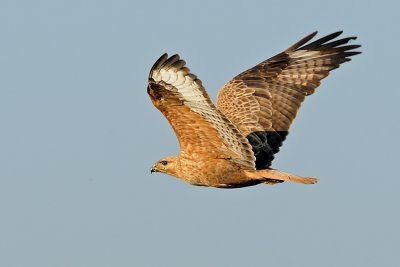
148,31,361,188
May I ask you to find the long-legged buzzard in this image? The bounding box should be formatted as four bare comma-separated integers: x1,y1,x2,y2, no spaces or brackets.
147,31,361,188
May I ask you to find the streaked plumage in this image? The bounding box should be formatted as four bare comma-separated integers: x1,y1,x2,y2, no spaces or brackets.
148,31,361,188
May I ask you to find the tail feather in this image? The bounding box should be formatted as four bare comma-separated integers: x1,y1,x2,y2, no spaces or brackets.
244,169,319,185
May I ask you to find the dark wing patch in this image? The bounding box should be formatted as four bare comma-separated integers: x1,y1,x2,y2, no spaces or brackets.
246,131,288,169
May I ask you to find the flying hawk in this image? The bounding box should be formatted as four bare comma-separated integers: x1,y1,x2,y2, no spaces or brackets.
147,31,361,188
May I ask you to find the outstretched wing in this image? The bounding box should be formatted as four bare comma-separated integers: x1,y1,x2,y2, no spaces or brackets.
217,31,361,169
148,54,256,169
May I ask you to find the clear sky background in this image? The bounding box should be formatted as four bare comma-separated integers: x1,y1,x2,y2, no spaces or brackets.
1,1,399,266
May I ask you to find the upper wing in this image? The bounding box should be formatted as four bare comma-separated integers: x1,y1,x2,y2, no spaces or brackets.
217,31,361,169
148,54,256,169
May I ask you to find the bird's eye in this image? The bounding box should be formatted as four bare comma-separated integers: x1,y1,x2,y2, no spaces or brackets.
160,160,168,166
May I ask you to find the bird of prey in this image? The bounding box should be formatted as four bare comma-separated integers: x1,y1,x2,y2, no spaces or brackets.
147,31,361,188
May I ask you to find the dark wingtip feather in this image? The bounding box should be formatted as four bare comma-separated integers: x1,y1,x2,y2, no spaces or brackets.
149,53,168,79
344,51,362,57
163,54,180,67
290,31,362,59
321,36,357,49
170,58,186,69
285,31,318,52
149,53,187,81
341,44,362,50
300,31,344,50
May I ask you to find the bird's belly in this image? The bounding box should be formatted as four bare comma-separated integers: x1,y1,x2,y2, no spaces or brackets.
178,158,249,187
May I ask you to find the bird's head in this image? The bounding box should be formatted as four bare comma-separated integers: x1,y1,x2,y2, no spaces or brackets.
151,156,178,176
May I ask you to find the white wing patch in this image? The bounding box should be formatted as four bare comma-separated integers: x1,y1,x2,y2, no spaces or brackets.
153,67,209,104
149,54,256,168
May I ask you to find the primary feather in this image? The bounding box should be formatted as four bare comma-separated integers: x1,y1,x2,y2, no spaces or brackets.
217,31,360,169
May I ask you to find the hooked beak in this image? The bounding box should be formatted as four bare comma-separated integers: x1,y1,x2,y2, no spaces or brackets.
150,165,158,174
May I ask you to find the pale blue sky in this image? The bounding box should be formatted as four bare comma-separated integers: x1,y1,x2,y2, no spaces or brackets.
1,1,399,266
